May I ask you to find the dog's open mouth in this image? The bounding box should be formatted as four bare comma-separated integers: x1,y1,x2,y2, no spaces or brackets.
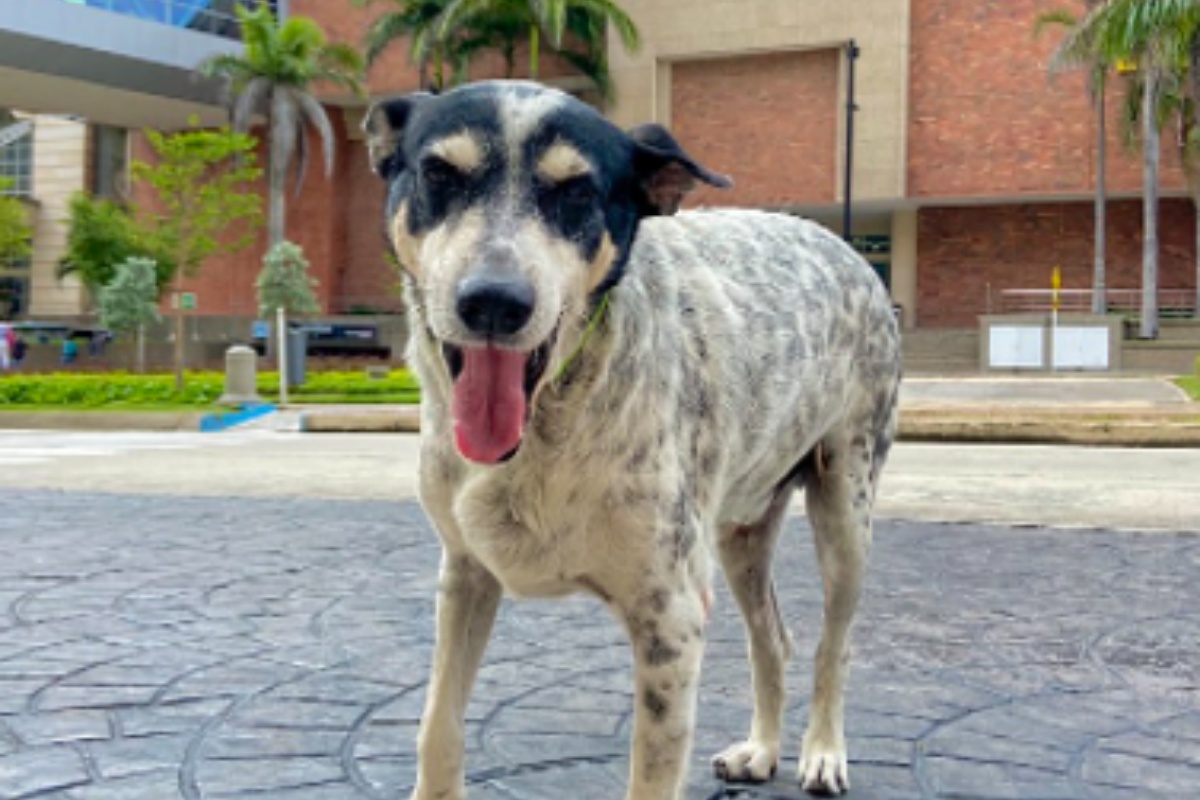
443,337,553,464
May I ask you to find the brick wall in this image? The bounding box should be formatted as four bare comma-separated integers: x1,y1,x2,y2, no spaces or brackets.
338,144,405,313
294,0,584,97
916,199,1197,328
670,49,840,208
909,0,1187,200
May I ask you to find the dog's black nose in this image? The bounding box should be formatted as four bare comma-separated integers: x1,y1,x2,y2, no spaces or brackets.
456,276,536,337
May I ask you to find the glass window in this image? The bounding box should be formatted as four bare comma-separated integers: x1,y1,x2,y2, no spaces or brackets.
0,129,33,197
68,1,280,40
92,125,129,200
0,276,27,320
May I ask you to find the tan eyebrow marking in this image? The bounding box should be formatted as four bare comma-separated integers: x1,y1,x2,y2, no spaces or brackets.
536,141,592,183
428,131,485,172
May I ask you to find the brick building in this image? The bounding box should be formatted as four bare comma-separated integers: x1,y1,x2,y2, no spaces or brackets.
11,0,1198,334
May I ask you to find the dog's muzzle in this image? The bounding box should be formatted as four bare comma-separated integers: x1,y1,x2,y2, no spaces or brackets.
444,276,553,465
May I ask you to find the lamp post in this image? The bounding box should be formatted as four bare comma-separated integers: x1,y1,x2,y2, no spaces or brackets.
843,39,860,244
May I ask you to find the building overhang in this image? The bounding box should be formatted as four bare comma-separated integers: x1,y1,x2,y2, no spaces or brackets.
0,0,241,129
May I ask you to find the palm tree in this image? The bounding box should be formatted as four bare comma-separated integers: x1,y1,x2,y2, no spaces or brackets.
1038,2,1112,316
1044,0,1195,339
355,0,508,90
435,0,639,88
198,4,364,248
1151,0,1200,319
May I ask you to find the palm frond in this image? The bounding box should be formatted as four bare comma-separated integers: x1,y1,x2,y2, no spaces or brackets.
231,76,273,132
270,89,301,196
365,10,420,65
569,0,639,52
291,89,336,179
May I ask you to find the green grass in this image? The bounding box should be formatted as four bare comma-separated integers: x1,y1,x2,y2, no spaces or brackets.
1175,374,1200,402
0,369,421,410
0,402,219,413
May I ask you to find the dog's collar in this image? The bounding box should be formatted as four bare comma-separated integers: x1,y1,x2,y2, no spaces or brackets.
551,291,612,385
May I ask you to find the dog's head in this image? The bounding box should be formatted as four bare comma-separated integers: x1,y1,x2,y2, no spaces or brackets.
364,81,730,465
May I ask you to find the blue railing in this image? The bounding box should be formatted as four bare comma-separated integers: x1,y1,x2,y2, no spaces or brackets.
61,1,280,40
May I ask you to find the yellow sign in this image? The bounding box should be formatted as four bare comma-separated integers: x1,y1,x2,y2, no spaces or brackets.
1116,58,1138,75
1051,267,1061,311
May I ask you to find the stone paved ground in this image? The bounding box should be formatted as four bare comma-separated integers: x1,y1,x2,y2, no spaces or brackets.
0,489,1197,800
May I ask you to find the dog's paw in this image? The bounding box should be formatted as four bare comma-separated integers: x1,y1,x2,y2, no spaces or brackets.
712,740,779,783
798,736,848,796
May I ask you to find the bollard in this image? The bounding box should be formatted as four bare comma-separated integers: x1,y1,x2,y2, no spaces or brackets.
217,344,263,406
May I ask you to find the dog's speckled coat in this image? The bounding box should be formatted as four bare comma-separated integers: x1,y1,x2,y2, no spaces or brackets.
365,81,902,800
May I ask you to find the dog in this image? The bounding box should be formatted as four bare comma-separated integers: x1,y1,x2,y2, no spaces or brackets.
364,80,902,799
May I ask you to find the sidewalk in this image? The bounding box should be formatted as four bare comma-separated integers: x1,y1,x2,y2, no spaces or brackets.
899,375,1200,446
1,375,1197,446
294,375,1200,447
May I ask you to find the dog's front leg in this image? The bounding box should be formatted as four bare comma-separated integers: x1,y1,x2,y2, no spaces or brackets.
412,552,502,800
621,585,707,800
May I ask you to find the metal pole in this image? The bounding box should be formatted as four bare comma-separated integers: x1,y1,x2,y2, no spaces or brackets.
843,39,859,242
276,306,288,407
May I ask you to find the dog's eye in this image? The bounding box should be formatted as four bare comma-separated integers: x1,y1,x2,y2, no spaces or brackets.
421,158,461,191
556,177,596,208
542,177,598,234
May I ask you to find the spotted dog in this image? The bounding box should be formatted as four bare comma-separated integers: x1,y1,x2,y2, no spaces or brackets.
363,80,902,799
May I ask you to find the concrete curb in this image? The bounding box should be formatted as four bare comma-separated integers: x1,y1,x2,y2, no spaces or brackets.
292,405,1200,448
0,410,209,431
4,404,1200,448
298,406,421,433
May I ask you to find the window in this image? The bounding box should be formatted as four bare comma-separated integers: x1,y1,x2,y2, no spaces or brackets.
0,276,27,320
0,129,33,197
91,125,129,200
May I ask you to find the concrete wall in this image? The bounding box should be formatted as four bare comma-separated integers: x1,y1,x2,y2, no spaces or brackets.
27,116,88,317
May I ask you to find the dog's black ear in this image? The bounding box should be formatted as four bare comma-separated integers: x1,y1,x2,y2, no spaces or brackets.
363,94,429,180
628,124,733,216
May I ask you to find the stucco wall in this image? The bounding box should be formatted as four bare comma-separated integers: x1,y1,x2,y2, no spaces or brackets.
27,116,88,317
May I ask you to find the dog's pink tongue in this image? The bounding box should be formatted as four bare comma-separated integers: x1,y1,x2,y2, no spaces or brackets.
452,346,529,464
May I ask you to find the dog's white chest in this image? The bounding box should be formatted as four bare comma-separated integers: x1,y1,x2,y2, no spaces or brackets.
450,469,595,598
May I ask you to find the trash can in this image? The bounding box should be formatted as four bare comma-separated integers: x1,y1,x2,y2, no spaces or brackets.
218,344,262,406
286,326,308,388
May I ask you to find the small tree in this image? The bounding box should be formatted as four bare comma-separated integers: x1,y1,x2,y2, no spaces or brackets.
58,194,173,296
0,177,31,265
132,123,262,390
98,257,161,373
256,240,321,318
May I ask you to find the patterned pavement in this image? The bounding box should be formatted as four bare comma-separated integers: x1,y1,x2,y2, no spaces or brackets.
0,489,1197,799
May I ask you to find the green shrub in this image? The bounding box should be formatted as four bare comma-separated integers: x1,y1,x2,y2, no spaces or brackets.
0,373,224,406
0,370,421,407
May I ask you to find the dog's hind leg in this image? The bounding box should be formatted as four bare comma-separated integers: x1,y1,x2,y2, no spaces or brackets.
711,487,794,783
797,433,876,796
411,552,502,800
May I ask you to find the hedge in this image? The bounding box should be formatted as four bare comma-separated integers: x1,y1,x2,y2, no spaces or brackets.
0,370,421,407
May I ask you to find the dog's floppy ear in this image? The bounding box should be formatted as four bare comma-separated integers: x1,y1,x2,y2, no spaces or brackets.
628,124,733,216
363,94,429,180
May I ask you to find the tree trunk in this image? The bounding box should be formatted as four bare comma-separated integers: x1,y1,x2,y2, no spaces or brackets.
268,92,288,248
1140,66,1160,340
1093,82,1107,315
529,24,540,79
1195,192,1200,319
136,322,146,375
1192,39,1200,319
172,276,185,391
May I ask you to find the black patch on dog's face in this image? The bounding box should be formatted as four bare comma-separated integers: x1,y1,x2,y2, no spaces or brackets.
365,81,730,295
